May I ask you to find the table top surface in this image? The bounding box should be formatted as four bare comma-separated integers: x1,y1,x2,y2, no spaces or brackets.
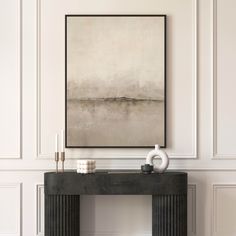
45,170,187,176
44,170,187,195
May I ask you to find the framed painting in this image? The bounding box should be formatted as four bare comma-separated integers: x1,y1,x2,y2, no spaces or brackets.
65,15,166,148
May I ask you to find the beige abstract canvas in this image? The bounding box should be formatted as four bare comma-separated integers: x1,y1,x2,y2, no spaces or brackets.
66,15,166,147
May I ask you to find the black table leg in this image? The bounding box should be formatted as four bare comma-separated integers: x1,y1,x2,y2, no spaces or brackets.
45,194,80,236
152,194,187,236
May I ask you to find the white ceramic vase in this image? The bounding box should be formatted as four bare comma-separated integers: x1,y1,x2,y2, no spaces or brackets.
145,144,169,173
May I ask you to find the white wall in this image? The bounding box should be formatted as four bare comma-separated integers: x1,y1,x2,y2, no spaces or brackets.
1,0,236,235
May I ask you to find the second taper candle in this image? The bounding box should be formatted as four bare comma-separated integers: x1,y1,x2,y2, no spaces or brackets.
61,129,65,152
55,134,59,152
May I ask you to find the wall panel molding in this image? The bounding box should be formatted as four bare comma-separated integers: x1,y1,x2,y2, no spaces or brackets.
212,184,236,236
188,184,197,235
0,0,22,159
0,183,22,236
211,0,236,159
36,0,42,159
211,0,217,159
36,184,44,236
36,0,198,160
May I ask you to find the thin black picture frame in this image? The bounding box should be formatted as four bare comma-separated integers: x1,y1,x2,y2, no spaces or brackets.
65,14,167,148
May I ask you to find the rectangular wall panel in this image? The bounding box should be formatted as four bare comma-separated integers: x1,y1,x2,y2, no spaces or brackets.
188,184,197,236
213,0,236,158
0,183,21,236
212,185,236,236
0,0,22,159
37,0,198,160
36,184,44,236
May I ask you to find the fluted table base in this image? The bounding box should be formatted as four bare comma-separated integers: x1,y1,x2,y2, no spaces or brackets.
45,194,187,236
45,195,80,236
152,195,187,236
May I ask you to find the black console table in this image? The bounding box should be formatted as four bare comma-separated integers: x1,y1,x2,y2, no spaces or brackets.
44,171,187,236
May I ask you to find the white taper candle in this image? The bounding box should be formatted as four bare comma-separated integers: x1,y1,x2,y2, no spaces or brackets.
55,134,59,152
61,129,65,152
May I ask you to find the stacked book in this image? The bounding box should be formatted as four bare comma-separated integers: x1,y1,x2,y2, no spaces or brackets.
77,160,96,174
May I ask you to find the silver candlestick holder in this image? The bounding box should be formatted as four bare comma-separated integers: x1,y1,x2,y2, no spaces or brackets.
61,152,65,172
55,152,59,173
